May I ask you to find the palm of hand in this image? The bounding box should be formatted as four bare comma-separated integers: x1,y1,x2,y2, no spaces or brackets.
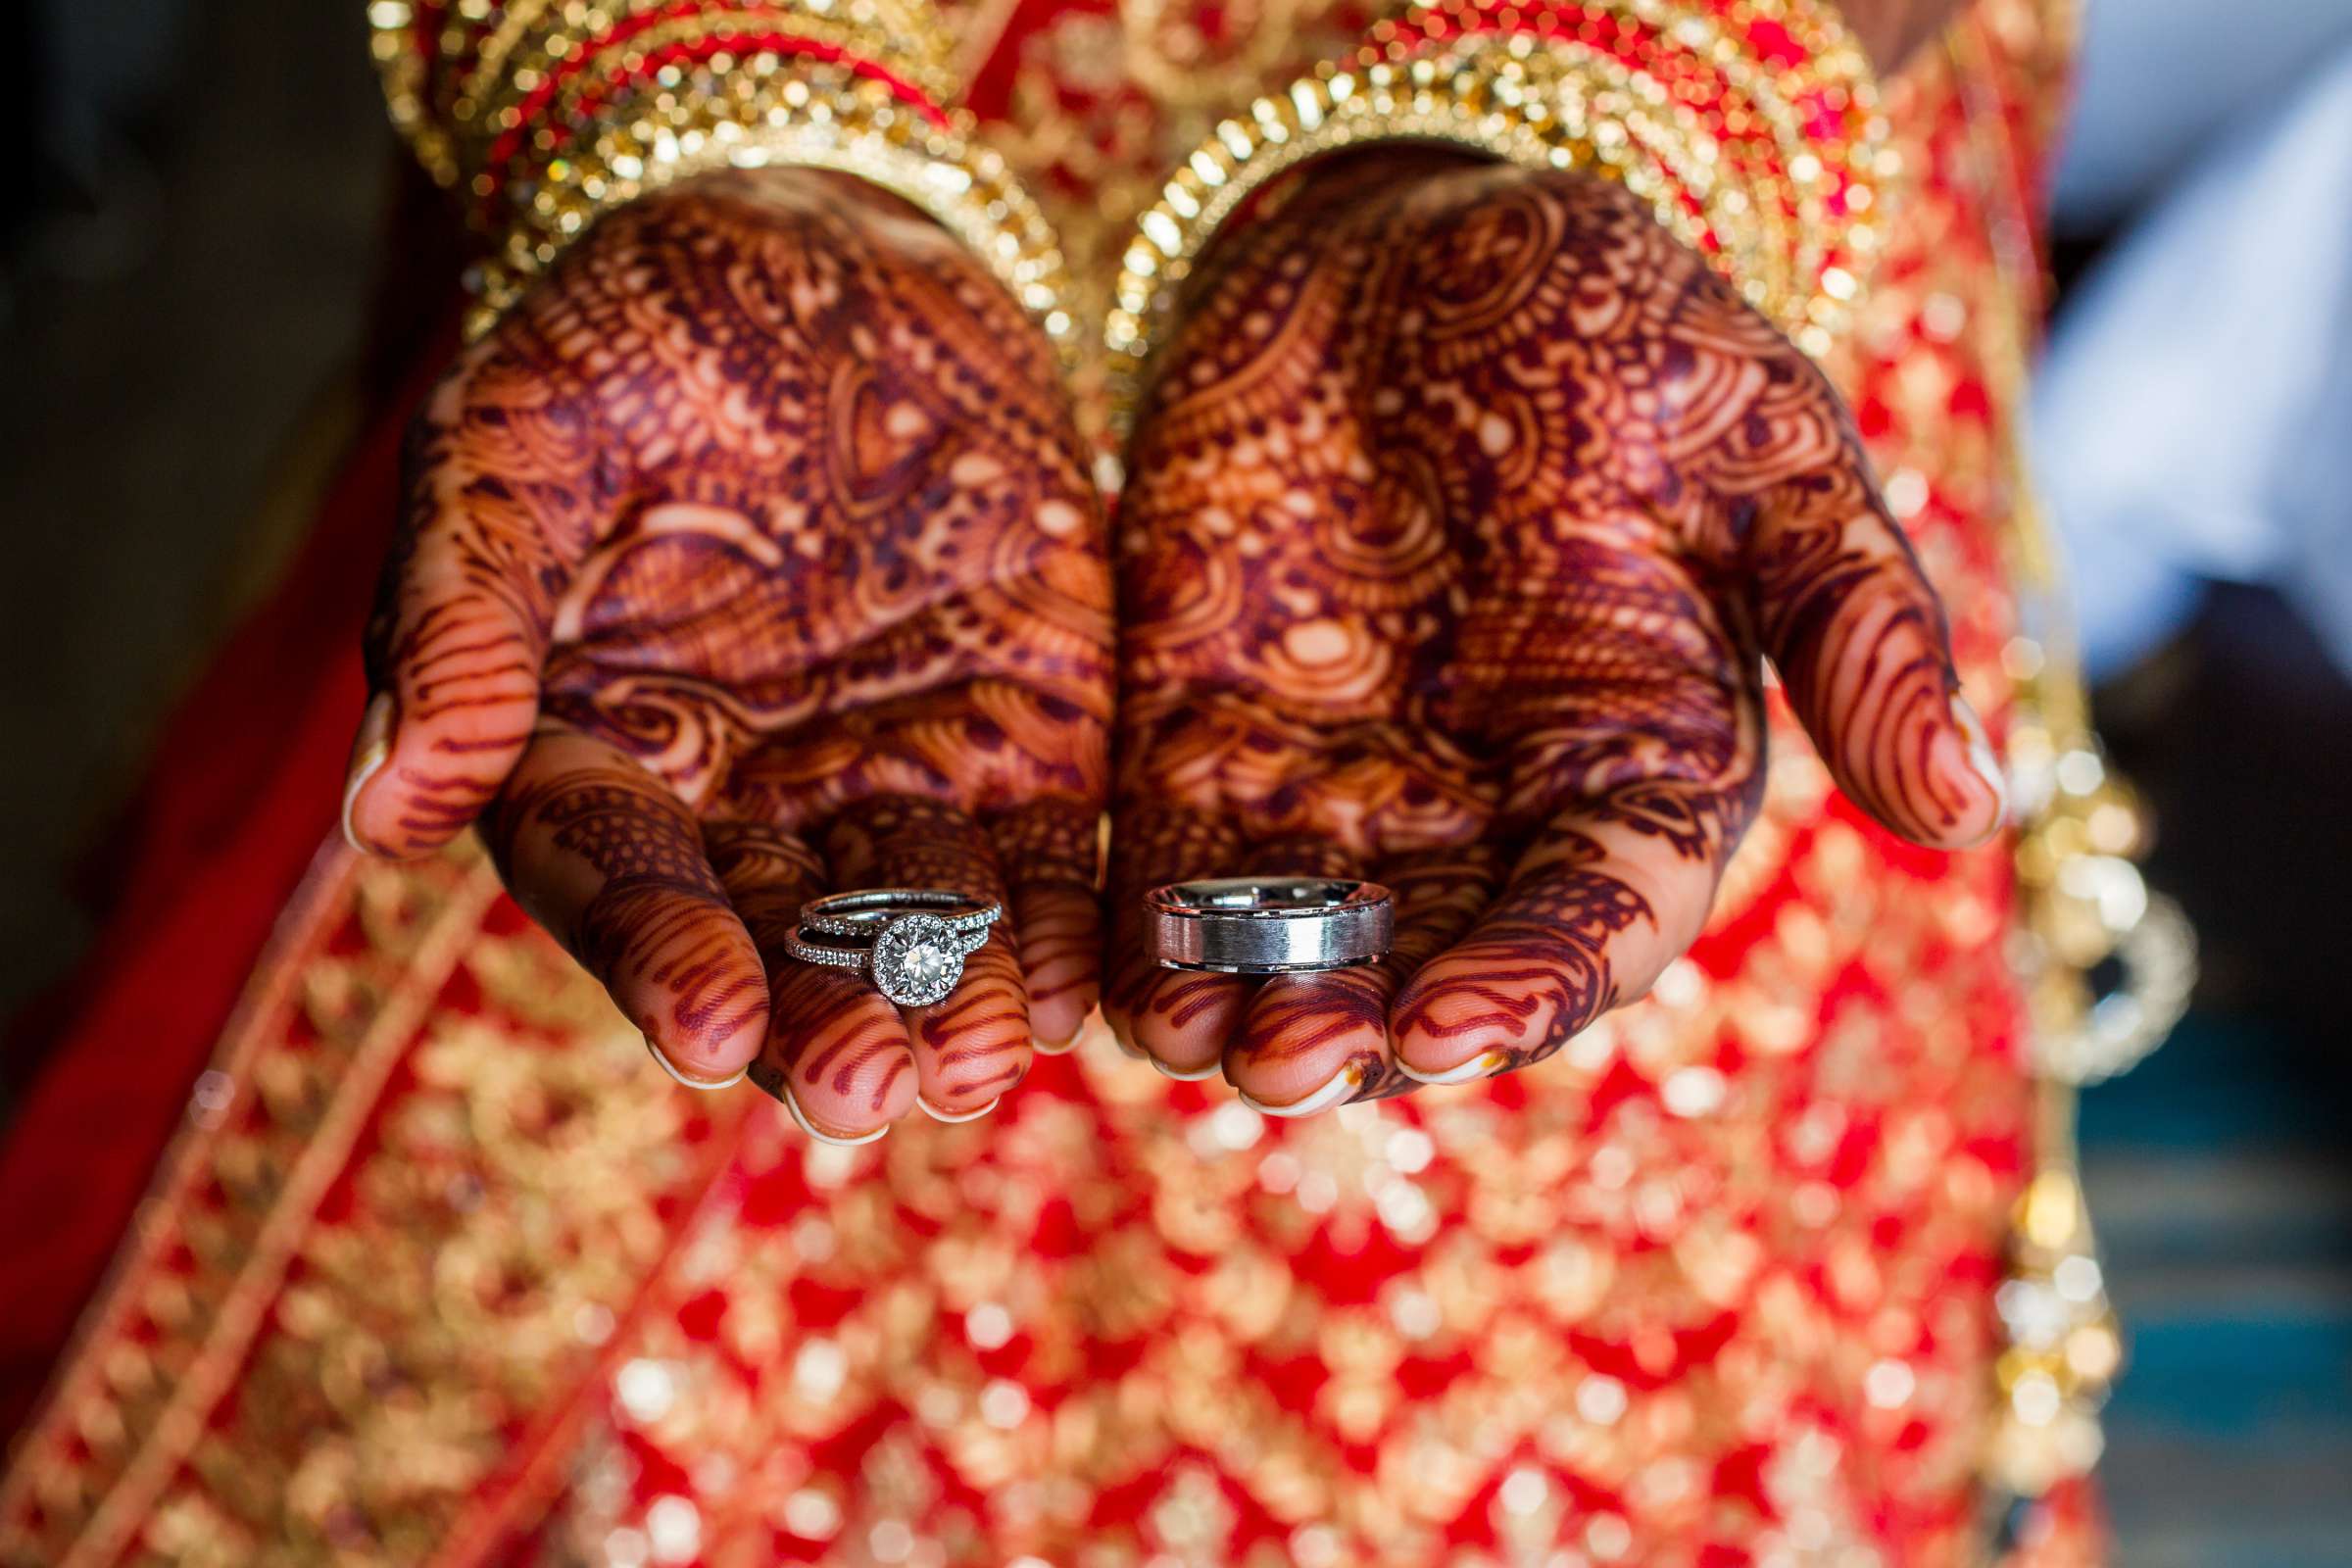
347,171,1111,1138
1108,158,2003,1113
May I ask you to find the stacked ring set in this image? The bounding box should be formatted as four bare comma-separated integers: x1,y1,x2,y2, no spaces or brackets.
789,877,1396,1008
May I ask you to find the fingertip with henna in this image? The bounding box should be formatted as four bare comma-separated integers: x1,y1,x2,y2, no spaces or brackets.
597,899,772,1087
1031,1027,1084,1056
1008,882,1101,1052
1393,1049,1512,1087
1100,1002,1149,1059
751,1060,894,1147
644,1034,750,1091
902,936,1034,1123
1944,692,2011,844
1224,968,1392,1116
1122,965,1249,1080
636,976,770,1086
340,692,396,855
1871,687,2010,852
1388,956,1547,1085
1235,1061,1369,1117
917,1093,1002,1123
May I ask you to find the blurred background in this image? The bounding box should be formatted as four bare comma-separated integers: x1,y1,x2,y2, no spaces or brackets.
0,2,2346,1561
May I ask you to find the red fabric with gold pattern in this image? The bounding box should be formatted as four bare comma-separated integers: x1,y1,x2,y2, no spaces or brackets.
0,3,2089,1565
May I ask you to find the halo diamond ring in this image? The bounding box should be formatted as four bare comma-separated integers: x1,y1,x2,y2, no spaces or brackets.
785,889,1004,1006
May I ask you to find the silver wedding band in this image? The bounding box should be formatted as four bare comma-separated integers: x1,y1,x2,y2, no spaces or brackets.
1143,877,1394,974
785,888,1003,1007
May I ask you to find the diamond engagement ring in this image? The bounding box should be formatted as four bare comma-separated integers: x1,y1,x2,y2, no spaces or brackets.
1143,877,1395,974
798,888,1002,948
784,889,1004,1006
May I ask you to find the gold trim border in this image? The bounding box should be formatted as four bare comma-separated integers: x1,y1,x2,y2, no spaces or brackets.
0,843,505,1567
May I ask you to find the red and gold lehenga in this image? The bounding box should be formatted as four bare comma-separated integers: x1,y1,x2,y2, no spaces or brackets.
0,1,2175,1563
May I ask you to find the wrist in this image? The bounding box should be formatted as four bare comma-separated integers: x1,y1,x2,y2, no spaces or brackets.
1264,145,1489,215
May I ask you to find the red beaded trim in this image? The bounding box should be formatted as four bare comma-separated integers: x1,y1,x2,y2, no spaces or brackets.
372,3,956,200
1366,0,1885,342
479,18,954,221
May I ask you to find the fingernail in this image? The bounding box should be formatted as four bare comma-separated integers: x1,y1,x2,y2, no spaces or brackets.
644,1036,747,1091
1237,1064,1363,1119
1031,1011,1093,1056
760,1068,890,1147
1103,1013,1150,1060
340,692,395,854
1950,693,2010,825
1150,1054,1223,1083
1395,1049,1510,1087
917,1093,1002,1123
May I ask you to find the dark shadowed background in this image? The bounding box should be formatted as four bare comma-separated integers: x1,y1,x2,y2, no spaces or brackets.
1,2,2345,1562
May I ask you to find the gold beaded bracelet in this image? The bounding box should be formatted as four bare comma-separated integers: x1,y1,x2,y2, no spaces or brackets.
464,54,1077,356
367,2,1074,357
1105,0,1891,438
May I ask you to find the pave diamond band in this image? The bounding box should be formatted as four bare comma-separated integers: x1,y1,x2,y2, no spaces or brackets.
1143,877,1395,975
798,889,1000,951
784,888,1004,1006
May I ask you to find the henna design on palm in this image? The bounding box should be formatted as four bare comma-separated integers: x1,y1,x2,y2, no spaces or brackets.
1107,154,2005,1113
345,169,1111,1139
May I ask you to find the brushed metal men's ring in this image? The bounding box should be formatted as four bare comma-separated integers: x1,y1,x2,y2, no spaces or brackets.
1142,877,1394,975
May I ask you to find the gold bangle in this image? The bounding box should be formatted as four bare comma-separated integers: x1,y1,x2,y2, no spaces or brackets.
1105,1,1890,439
367,3,1072,358
461,0,960,137
465,54,1076,359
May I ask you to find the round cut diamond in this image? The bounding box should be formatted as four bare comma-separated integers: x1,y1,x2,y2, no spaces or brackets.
903,941,949,986
871,913,963,1006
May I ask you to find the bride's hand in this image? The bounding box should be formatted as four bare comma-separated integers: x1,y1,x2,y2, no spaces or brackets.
344,169,1111,1141
1106,154,2004,1114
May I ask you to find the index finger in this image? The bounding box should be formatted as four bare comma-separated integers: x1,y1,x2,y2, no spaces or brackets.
345,337,597,858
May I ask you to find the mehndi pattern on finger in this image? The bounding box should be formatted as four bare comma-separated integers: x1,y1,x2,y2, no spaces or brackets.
484,739,771,1081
